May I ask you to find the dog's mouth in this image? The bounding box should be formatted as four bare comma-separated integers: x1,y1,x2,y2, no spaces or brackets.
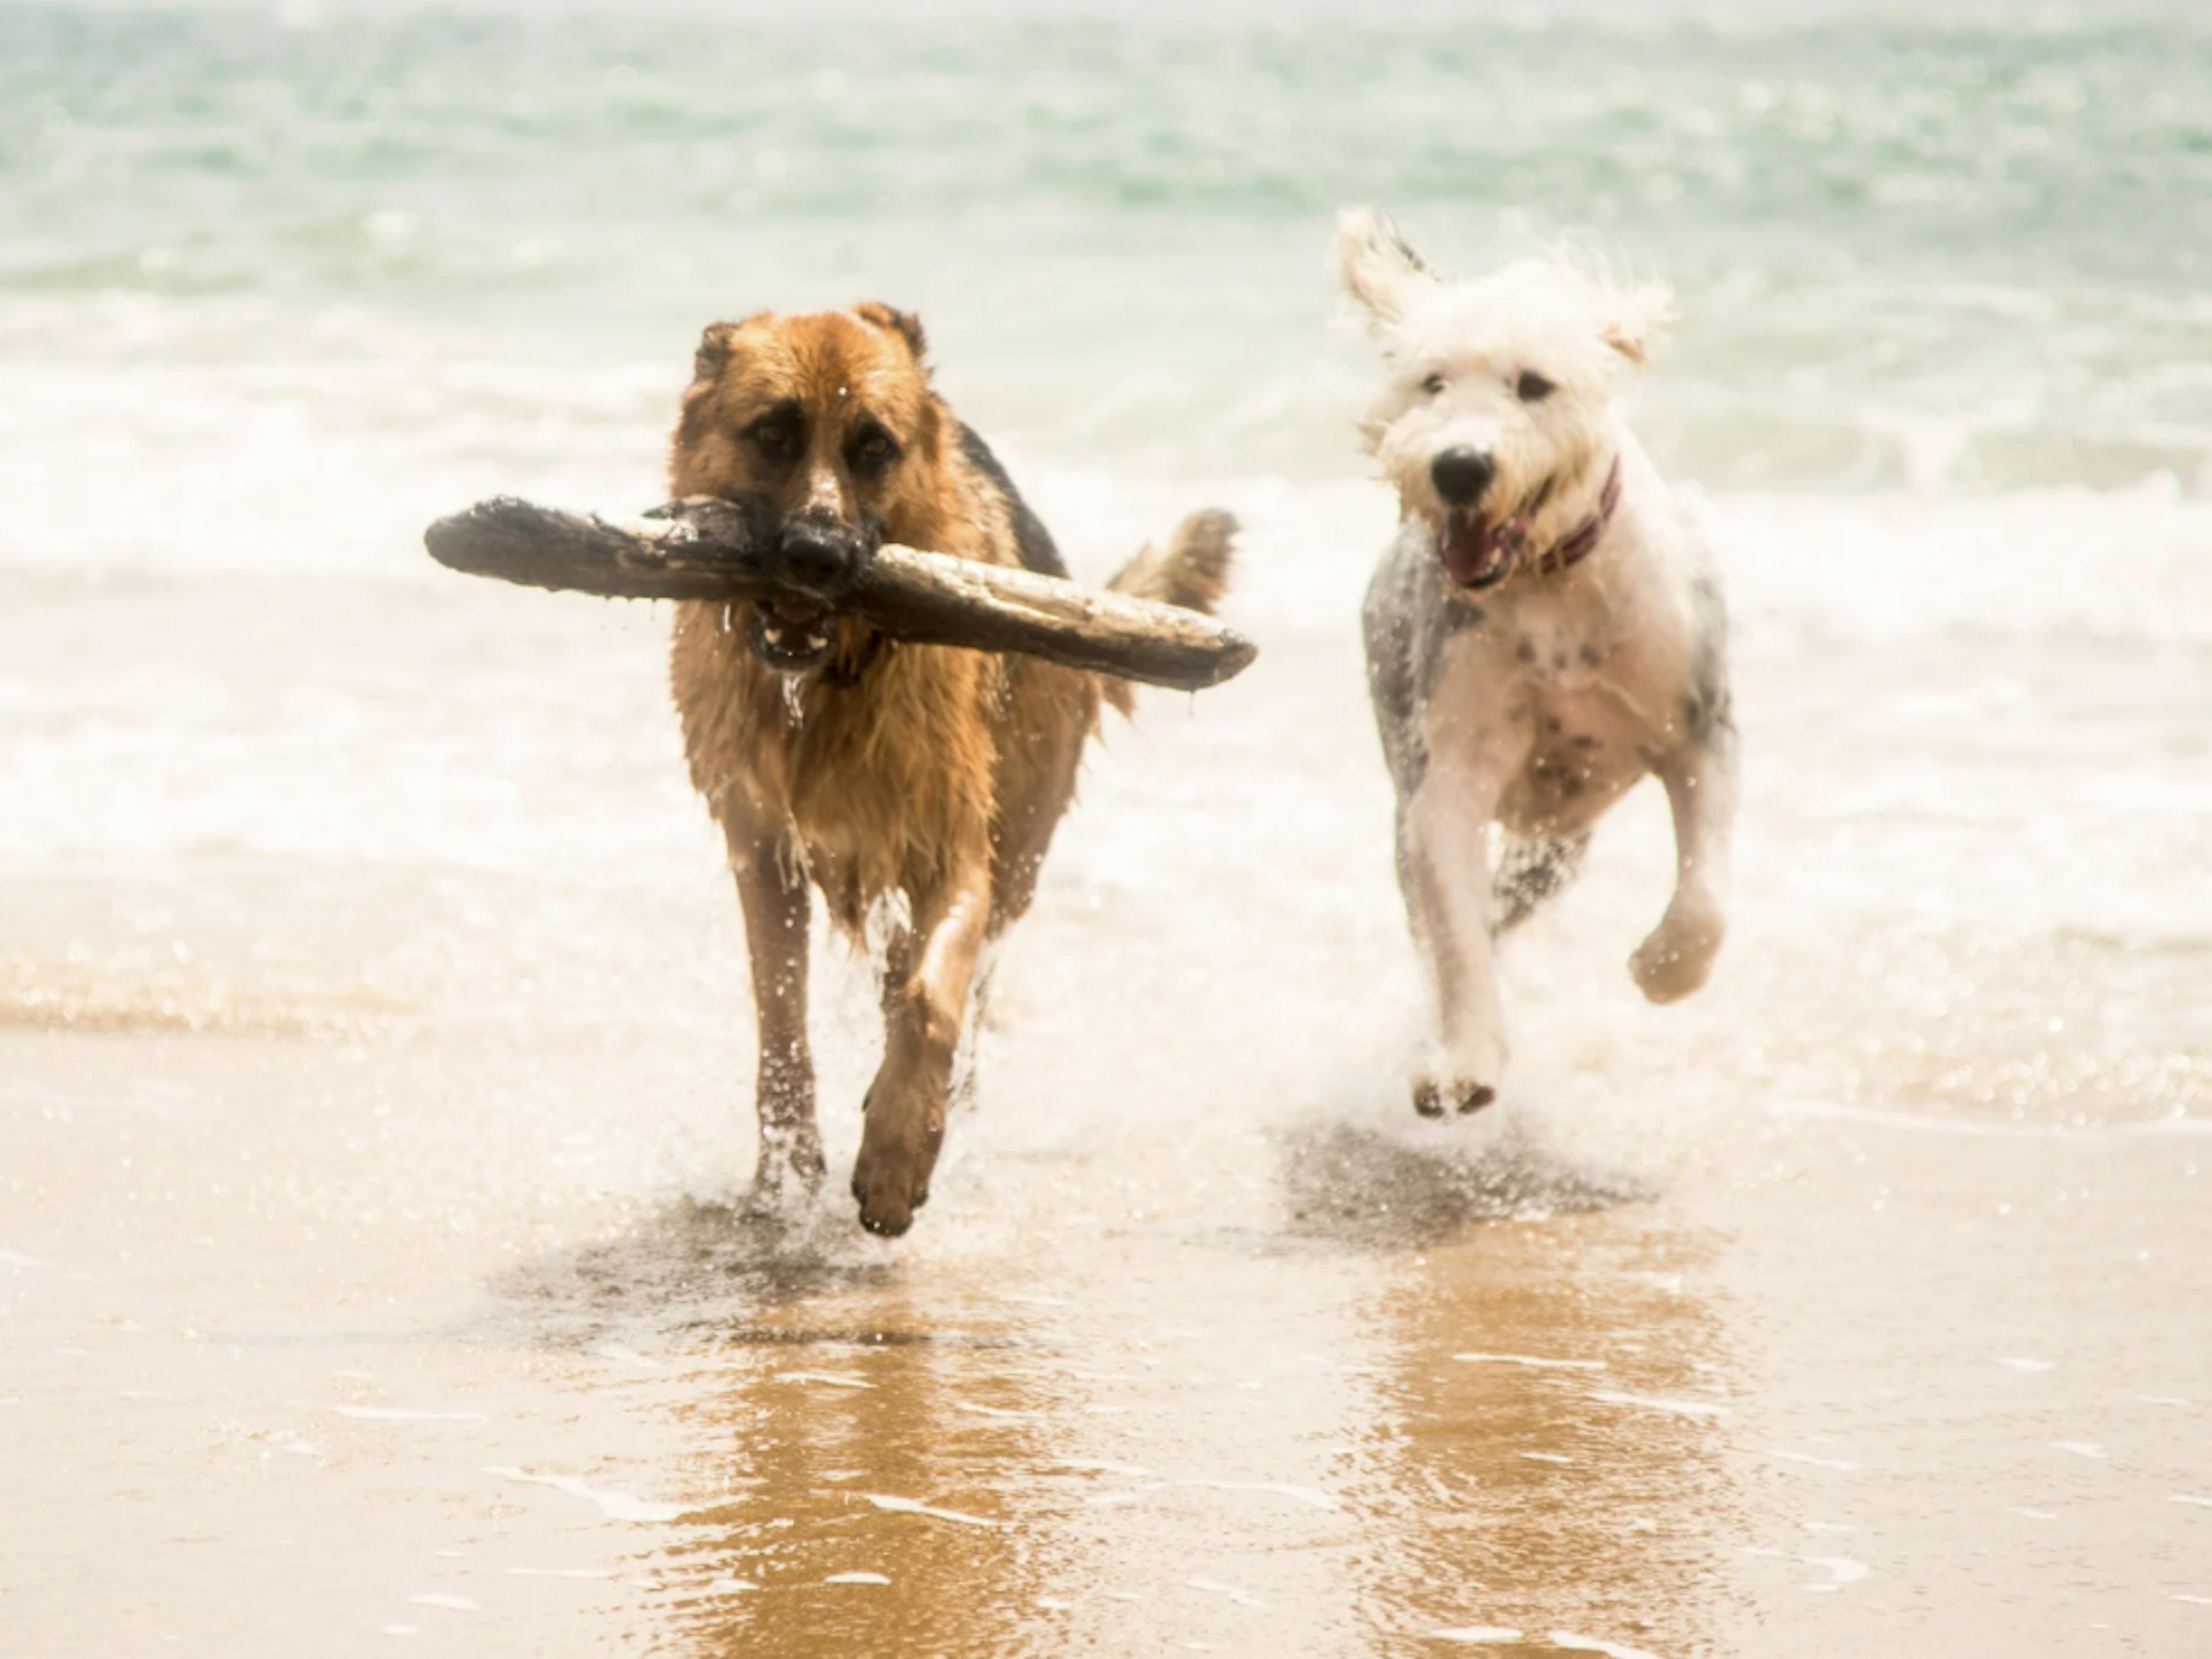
1438,509,1530,589
748,599,838,674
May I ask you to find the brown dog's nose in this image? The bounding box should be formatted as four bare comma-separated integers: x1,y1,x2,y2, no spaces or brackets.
776,522,862,598
1431,449,1495,506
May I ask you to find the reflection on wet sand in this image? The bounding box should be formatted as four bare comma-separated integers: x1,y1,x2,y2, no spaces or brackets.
1278,1119,1655,1249
505,1113,1726,1657
490,1199,903,1353
498,1202,1052,1655
500,1179,1380,1653
1291,1120,1737,1654
651,1301,1045,1656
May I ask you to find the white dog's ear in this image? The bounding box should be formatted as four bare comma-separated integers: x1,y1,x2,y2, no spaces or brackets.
1334,207,1435,328
1598,281,1673,367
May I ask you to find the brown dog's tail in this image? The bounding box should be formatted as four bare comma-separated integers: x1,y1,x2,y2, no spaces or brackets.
1100,508,1238,717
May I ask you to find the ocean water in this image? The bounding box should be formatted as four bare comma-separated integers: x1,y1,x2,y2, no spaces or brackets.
3,0,2211,571
3,6,2210,1657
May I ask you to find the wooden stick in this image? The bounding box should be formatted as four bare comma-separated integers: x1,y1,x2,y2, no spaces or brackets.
422,495,1256,692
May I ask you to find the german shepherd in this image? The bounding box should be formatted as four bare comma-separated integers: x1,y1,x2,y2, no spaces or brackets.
669,302,1233,1234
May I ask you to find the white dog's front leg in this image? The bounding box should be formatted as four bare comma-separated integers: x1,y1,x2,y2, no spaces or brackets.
1399,767,1508,1114
1631,731,1737,1003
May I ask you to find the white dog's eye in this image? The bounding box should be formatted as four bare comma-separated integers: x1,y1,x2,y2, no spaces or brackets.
1515,370,1557,403
1421,373,1447,396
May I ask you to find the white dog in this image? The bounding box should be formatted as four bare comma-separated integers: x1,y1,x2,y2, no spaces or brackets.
1335,209,1737,1117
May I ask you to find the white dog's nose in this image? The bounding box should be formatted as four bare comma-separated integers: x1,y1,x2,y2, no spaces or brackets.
1431,449,1495,506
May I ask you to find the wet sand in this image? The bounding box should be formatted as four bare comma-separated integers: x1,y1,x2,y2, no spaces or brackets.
3,514,2208,1657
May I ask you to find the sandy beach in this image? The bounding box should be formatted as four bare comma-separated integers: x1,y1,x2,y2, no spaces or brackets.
6,3,2211,1652
4,482,2208,1653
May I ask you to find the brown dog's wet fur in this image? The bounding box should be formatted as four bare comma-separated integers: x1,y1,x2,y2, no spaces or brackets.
669,302,1232,1236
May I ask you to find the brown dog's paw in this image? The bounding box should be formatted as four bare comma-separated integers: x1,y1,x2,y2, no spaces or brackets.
849,1085,944,1238
1414,1077,1497,1118
747,1123,827,1213
850,1172,919,1237
849,1156,933,1237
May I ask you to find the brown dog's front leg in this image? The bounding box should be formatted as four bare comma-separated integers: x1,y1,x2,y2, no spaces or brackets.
850,868,992,1236
728,830,825,1205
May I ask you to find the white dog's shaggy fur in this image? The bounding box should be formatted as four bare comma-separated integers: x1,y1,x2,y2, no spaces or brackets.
1336,208,1737,1116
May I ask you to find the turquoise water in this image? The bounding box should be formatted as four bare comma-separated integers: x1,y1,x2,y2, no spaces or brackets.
3,1,2209,494
0,0,2203,579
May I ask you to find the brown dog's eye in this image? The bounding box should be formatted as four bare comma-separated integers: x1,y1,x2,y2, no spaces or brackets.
744,404,805,465
847,422,901,477
1515,370,1556,403
1422,373,1447,396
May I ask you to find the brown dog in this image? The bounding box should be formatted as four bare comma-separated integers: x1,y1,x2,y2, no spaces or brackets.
668,302,1233,1235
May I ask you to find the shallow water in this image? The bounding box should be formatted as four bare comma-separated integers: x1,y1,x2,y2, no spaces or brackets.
5,2,2210,1654
3,514,2207,1654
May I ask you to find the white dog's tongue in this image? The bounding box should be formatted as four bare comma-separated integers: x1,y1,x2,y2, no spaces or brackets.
1440,512,1509,586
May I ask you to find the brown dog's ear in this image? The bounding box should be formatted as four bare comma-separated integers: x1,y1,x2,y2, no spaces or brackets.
693,321,743,383
853,301,927,362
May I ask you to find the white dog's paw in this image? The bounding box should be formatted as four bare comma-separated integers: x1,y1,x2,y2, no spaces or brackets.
1414,1028,1508,1118
1414,1075,1498,1118
1630,899,1726,1003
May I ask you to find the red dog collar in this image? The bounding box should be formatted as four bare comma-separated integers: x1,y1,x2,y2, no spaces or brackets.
1535,455,1623,575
